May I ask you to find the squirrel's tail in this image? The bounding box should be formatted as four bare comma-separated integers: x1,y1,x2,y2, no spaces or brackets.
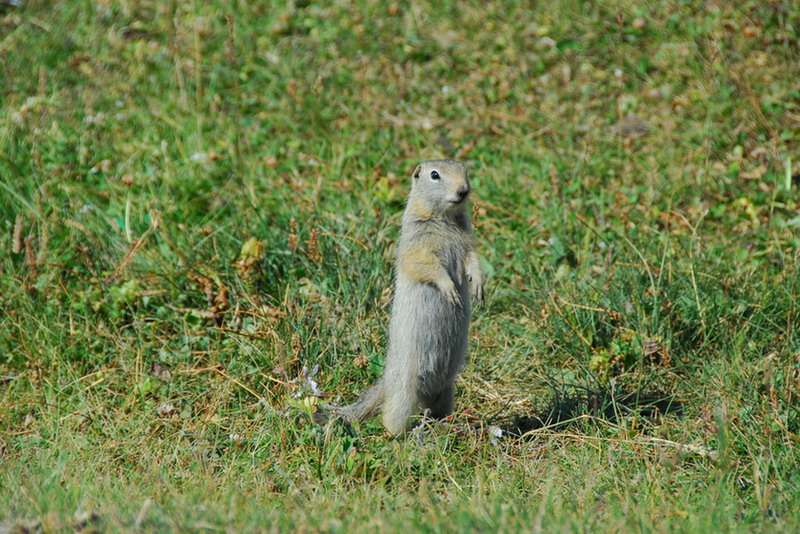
316,380,384,425
337,380,385,421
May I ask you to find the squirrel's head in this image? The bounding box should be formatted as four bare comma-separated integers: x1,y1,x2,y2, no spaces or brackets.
410,160,470,215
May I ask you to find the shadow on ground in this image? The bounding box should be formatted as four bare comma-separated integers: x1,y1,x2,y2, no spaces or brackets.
498,385,685,437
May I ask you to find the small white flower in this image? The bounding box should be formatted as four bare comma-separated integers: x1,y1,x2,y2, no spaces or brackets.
488,425,504,446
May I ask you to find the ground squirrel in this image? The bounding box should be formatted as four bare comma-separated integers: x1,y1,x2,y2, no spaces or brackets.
329,159,484,435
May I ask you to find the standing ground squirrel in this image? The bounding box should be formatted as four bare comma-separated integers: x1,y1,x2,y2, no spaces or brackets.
330,159,484,435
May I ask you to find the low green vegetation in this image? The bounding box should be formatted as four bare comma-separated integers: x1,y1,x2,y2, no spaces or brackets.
1,0,798,531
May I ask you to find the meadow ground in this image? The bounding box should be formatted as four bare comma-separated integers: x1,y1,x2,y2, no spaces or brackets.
1,0,799,532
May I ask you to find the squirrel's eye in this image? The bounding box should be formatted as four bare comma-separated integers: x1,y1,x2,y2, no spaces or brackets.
430,171,441,180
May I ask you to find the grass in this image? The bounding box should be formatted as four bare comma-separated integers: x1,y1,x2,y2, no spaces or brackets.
1,0,799,531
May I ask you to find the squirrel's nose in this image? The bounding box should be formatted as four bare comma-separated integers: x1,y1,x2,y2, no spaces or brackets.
456,186,470,201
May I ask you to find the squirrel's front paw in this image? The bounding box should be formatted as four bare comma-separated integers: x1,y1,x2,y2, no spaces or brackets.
438,280,462,306
467,272,484,305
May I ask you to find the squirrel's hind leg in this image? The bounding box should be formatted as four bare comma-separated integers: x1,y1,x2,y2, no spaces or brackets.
421,382,455,419
382,377,417,435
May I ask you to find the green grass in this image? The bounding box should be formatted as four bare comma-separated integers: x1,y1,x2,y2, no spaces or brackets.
2,0,799,531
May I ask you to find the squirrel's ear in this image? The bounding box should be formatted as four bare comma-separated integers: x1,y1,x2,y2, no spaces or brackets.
412,165,421,179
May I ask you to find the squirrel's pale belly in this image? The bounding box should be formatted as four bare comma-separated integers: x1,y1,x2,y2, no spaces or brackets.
388,273,470,396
